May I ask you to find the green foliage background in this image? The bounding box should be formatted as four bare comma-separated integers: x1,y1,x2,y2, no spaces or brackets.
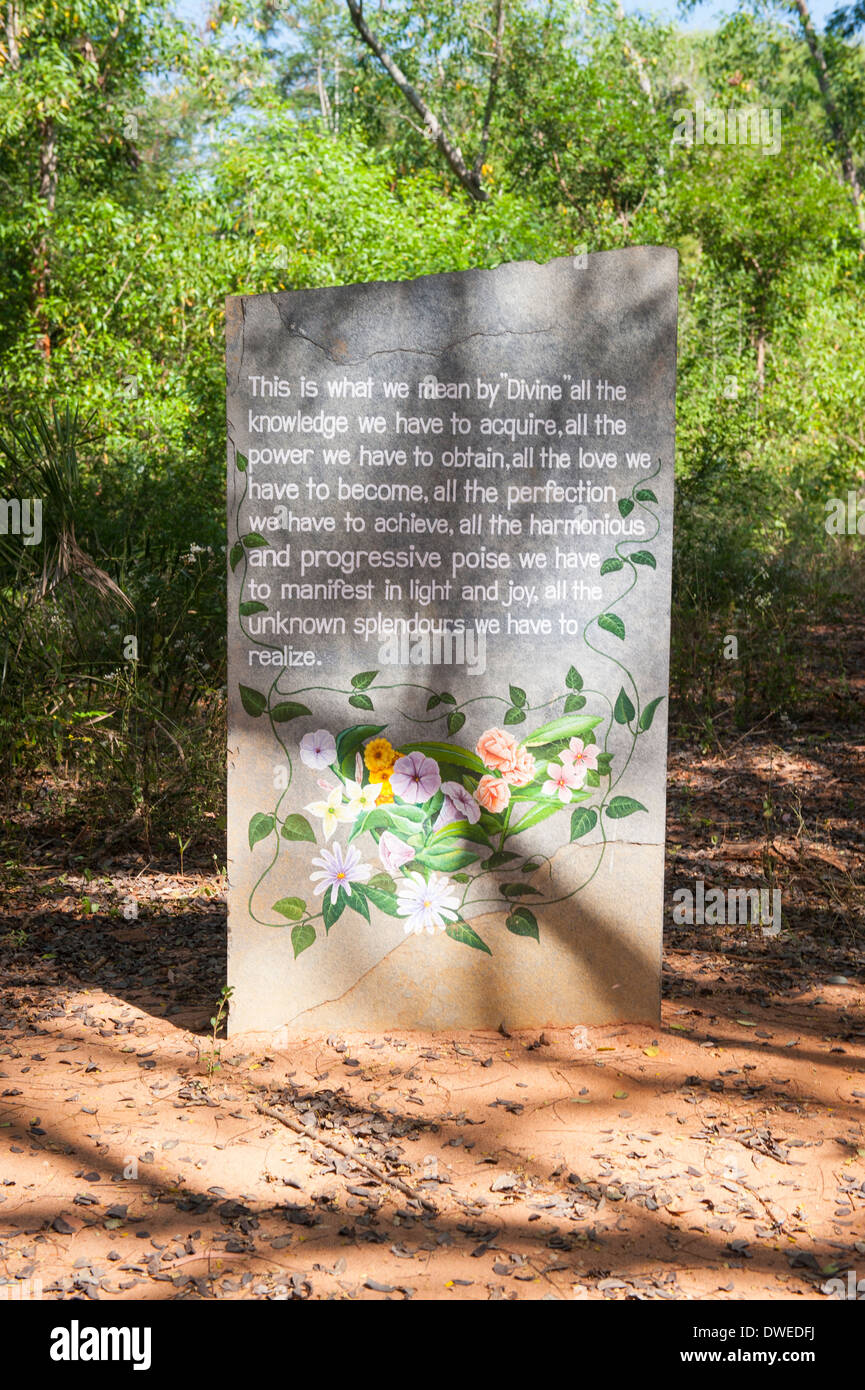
1,0,863,844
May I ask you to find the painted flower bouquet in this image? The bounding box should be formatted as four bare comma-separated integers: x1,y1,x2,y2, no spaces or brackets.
257,702,639,956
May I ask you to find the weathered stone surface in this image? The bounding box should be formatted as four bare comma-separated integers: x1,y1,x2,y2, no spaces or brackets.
226,249,678,1033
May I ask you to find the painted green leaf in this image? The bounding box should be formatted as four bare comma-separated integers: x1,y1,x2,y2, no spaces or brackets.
501,882,543,897
322,890,347,933
368,872,396,893
565,666,583,691
523,713,603,748
414,846,480,872
291,921,315,959
447,710,466,735
272,700,312,723
639,696,665,731
597,612,626,641
272,896,306,921
426,694,442,710
362,882,402,917
399,741,484,775
351,670,378,690
505,906,540,941
248,812,276,849
606,796,648,819
600,556,624,575
385,804,427,826
630,550,656,568
446,921,491,955
564,693,586,713
236,451,248,472
239,600,267,617
240,532,268,548
348,887,371,922
485,850,520,869
585,768,600,787
635,488,657,503
431,820,494,849
506,802,562,835
570,807,598,841
509,684,527,708
348,693,374,711
503,705,526,725
239,685,267,717
281,814,316,843
618,498,634,518
336,724,385,777
439,693,457,705
597,751,614,774
614,687,636,725
229,541,244,572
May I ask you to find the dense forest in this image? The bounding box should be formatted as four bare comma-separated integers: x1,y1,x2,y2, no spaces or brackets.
1,0,863,846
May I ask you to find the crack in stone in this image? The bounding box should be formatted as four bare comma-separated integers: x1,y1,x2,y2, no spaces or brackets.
274,320,560,368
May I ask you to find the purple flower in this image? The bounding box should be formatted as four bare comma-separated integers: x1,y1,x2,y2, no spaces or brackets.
389,751,441,804
300,729,337,771
434,780,482,831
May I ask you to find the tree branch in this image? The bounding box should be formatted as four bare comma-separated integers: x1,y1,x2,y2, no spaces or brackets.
345,0,489,200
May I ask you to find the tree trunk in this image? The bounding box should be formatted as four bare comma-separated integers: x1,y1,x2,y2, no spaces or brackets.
791,0,865,239
33,118,58,360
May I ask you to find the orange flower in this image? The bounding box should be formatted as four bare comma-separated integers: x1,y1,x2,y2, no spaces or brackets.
474,774,511,815
476,727,520,775
504,746,536,787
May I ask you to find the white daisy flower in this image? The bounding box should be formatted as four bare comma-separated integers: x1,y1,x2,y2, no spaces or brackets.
396,870,461,936
310,842,371,906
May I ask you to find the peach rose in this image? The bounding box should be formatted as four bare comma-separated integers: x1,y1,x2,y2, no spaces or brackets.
476,727,520,775
503,746,536,787
474,774,511,815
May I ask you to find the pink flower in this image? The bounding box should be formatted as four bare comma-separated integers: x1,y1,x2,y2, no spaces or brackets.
474,774,511,815
378,830,415,877
390,751,441,804
561,737,599,774
541,760,583,803
434,780,482,831
476,727,520,775
503,746,536,787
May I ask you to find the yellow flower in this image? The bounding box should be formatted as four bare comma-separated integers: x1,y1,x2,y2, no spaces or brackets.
375,780,394,805
364,737,397,775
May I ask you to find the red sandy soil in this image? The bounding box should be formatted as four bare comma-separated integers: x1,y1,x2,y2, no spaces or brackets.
0,730,863,1301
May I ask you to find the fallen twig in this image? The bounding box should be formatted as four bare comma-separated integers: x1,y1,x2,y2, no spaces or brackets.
254,1101,437,1213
